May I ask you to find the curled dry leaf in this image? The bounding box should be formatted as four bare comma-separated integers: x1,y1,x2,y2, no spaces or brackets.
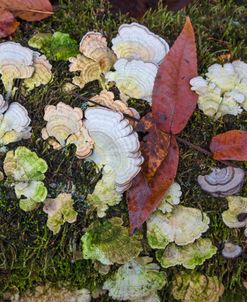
0,9,19,38
152,16,198,134
0,0,53,22
210,130,247,161
197,166,245,197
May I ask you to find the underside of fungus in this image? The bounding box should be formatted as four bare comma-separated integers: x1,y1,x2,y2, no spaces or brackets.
112,22,169,65
103,257,167,301
147,206,210,249
84,107,143,192
105,58,158,103
42,102,93,159
221,242,242,259
197,166,245,197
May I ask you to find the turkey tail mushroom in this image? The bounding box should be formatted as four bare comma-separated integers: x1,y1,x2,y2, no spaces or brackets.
197,166,245,197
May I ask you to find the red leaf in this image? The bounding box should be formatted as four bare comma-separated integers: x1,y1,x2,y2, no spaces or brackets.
165,0,193,11
210,130,247,161
0,0,53,22
127,135,179,234
152,16,198,135
0,9,19,38
136,113,171,181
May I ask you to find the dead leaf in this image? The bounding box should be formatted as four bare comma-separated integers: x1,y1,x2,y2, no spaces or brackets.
127,135,179,234
165,0,193,11
136,113,171,181
210,130,247,161
0,0,53,22
0,9,19,38
152,16,198,135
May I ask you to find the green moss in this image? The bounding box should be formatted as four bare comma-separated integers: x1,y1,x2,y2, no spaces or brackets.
0,0,247,301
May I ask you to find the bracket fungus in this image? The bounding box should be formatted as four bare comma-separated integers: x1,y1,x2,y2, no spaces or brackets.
158,182,182,213
0,42,34,94
221,242,242,259
172,272,224,302
0,102,31,146
131,293,161,302
147,206,210,249
43,193,78,234
197,166,245,197
69,32,116,89
0,94,8,114
105,58,158,103
190,61,247,119
86,168,122,217
12,285,91,302
3,147,48,211
84,107,143,192
112,22,169,65
80,32,116,72
222,196,247,228
89,89,139,119
23,52,52,91
42,102,93,159
156,238,217,269
81,217,142,265
103,257,167,301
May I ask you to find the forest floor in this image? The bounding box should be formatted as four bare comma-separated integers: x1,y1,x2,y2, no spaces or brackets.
0,0,247,301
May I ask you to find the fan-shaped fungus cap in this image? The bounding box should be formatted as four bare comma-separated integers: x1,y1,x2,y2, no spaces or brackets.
85,107,143,192
103,257,167,301
156,238,217,269
0,42,34,93
80,32,116,72
158,182,182,213
222,196,247,228
197,167,245,197
221,242,242,259
112,22,169,65
43,193,78,234
172,272,224,302
81,217,142,265
0,95,8,114
147,206,210,249
0,102,31,146
42,102,93,159
105,58,158,103
23,52,52,91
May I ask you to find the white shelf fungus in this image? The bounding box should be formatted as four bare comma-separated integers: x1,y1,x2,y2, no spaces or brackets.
147,206,210,249
190,61,247,119
85,107,143,193
103,257,166,301
42,102,94,159
158,182,182,213
222,196,247,228
197,167,245,197
0,102,31,146
105,59,158,103
0,42,52,94
112,22,169,65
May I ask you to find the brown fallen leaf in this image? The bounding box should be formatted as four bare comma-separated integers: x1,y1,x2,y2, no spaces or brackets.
127,135,179,234
210,130,247,161
0,9,19,38
136,113,171,181
152,16,198,135
0,0,53,21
